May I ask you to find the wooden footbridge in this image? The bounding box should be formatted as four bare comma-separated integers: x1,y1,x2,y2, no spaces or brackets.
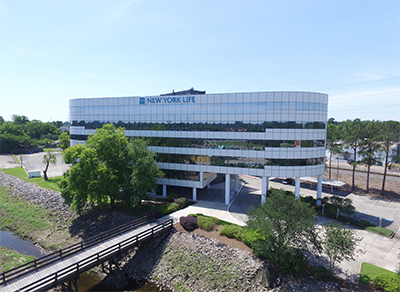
0,215,173,292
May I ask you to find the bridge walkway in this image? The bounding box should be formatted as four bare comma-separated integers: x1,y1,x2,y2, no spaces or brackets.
1,219,172,292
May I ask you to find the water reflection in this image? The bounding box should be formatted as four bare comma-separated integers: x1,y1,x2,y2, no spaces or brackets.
0,228,43,257
87,276,172,292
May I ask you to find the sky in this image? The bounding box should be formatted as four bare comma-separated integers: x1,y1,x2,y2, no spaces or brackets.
0,0,399,123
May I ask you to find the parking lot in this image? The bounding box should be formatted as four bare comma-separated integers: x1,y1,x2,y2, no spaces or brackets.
0,152,70,178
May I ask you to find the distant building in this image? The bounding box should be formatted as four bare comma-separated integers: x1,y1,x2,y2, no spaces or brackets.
70,90,328,204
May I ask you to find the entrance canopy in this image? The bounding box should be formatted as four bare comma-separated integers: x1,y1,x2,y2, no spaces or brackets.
301,177,346,191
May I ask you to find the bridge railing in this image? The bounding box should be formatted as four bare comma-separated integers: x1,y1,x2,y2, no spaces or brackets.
0,213,156,285
5,219,173,292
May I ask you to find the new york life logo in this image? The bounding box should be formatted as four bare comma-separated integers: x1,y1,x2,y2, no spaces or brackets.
140,96,195,105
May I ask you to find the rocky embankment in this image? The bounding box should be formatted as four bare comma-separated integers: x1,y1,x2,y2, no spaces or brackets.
100,230,362,292
0,171,75,222
1,171,363,291
101,230,275,292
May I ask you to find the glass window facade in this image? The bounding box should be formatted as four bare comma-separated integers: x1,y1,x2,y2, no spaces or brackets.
70,91,328,184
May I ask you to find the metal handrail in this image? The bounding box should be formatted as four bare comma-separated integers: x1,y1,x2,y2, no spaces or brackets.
0,213,156,284
7,219,173,292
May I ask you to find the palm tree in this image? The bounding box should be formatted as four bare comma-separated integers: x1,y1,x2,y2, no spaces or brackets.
43,151,57,181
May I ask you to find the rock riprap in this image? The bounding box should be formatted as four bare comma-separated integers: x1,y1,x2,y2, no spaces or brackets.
0,171,75,220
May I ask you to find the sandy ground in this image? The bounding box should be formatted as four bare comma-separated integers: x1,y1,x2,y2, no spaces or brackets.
325,162,400,200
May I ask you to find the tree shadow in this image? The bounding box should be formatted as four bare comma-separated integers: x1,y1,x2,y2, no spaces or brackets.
68,206,140,240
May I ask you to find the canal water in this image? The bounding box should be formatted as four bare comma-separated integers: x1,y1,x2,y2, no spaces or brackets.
0,228,170,291
0,228,43,257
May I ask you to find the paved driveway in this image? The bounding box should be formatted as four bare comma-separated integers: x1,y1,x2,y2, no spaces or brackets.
17,152,71,177
0,155,19,169
227,176,400,280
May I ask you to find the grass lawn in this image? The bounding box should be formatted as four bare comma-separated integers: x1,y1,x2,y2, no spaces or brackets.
0,246,36,273
359,262,398,285
43,148,59,152
0,167,62,191
13,155,20,164
0,186,55,248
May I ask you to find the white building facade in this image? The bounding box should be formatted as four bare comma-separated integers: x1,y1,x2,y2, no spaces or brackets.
69,90,328,205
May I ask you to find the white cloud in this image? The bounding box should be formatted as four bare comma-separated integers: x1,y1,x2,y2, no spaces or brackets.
331,88,400,101
352,66,400,82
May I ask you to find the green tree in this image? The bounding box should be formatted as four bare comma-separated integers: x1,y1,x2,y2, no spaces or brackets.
246,190,321,273
328,195,355,218
12,114,29,125
342,118,366,191
323,222,361,273
378,121,400,195
60,124,162,214
0,116,4,124
358,121,381,192
126,138,164,209
59,132,70,150
326,123,342,180
42,151,57,181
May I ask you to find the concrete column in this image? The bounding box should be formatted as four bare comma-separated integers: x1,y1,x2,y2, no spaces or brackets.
192,187,197,201
295,177,300,198
162,184,167,197
234,174,239,192
261,176,268,204
225,173,230,205
316,174,322,206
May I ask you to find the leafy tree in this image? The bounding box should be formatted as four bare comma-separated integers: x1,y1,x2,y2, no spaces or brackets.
342,118,366,191
246,190,321,273
328,196,355,218
126,138,164,209
358,121,381,192
42,151,57,181
378,121,400,195
323,222,361,273
59,132,70,150
326,123,342,180
0,116,4,124
12,114,29,125
60,124,162,214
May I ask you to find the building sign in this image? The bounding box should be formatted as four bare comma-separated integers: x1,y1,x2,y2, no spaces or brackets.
140,96,196,105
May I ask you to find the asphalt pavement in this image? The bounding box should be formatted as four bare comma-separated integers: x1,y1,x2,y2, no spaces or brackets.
0,152,71,178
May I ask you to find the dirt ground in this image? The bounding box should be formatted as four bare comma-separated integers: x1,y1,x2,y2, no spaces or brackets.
324,166,400,201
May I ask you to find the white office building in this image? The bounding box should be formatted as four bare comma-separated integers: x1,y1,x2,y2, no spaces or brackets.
69,89,328,205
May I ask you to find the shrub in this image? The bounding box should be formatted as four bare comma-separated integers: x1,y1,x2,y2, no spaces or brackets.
301,196,316,207
197,216,219,231
219,224,243,239
241,228,265,249
153,202,179,216
166,196,175,202
373,273,400,292
174,197,189,209
180,216,198,231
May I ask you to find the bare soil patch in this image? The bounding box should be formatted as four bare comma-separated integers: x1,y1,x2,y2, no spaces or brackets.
324,167,400,201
